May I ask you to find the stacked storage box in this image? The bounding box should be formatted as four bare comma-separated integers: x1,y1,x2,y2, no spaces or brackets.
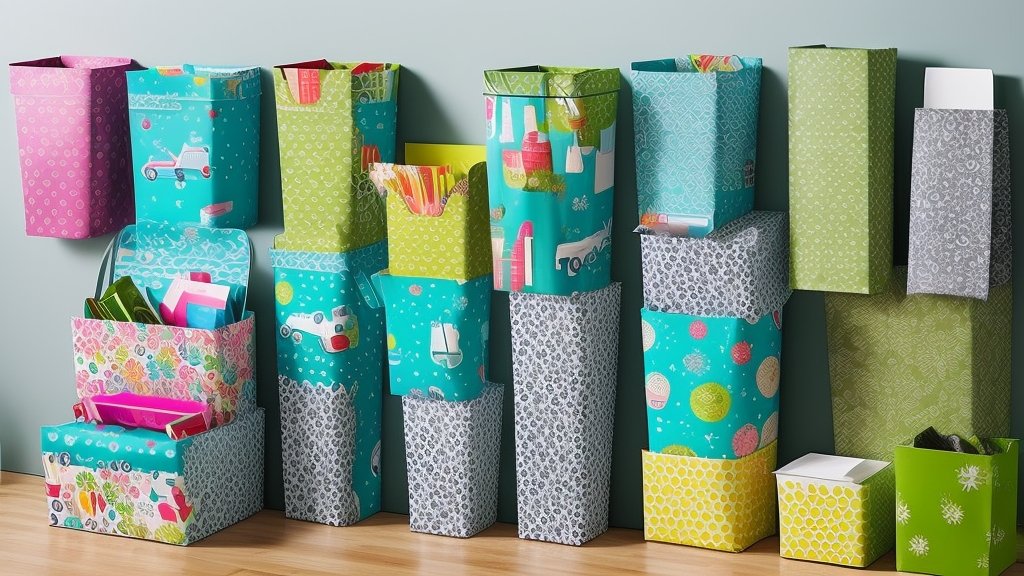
271,60,399,526
369,144,501,538
631,55,790,553
484,66,622,546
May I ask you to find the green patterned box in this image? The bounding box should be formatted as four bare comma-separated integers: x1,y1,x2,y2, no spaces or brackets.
895,439,1018,576
274,61,399,253
825,267,1012,462
788,46,896,294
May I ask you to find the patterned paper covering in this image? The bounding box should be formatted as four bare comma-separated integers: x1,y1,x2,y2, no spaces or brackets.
510,283,621,545
641,442,777,552
907,108,1012,300
788,46,897,294
402,385,503,538
777,464,895,567
826,267,1012,462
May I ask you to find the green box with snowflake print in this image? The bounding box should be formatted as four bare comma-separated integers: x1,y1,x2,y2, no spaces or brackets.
894,438,1018,576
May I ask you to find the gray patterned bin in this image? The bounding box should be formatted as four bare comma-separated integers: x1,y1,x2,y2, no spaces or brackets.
402,385,504,538
509,283,621,546
639,211,791,321
907,108,1011,300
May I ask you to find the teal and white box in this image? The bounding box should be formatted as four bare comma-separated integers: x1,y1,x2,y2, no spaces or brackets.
127,65,261,228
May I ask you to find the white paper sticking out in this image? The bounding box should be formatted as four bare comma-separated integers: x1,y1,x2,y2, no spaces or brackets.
923,68,994,110
774,453,889,484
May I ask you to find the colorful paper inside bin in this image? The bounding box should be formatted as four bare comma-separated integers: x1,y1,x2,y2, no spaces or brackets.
375,272,491,401
631,56,761,237
10,55,138,238
639,210,791,321
402,385,503,538
775,453,895,567
826,267,1012,462
41,408,264,545
907,108,1011,300
894,439,1018,576
788,46,896,294
371,144,491,280
641,442,777,552
484,66,619,296
642,308,781,459
127,65,261,229
510,283,621,545
274,61,400,253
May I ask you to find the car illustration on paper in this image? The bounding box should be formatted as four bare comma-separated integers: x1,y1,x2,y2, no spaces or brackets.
141,144,212,182
430,321,463,369
279,305,359,353
554,219,612,277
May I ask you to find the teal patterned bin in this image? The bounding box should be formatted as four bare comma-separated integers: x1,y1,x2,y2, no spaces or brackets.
483,66,619,296
631,57,761,237
127,65,261,228
271,240,386,526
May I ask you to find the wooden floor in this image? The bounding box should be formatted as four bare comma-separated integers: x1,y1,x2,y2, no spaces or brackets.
2,472,1022,576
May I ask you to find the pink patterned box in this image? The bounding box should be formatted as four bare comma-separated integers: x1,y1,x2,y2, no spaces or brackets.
9,56,138,238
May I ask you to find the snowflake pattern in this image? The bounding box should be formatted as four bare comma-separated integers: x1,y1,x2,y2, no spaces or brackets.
978,555,989,569
682,350,709,376
986,525,1006,546
572,196,589,211
909,535,929,557
940,497,963,525
957,464,989,492
896,492,911,525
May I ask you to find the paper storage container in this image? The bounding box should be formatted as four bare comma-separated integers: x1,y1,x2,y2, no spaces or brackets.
271,241,386,526
74,222,256,425
894,439,1018,576
402,385,503,538
10,55,138,238
638,210,790,321
907,108,1011,300
825,267,1012,462
274,60,400,253
642,308,781,459
484,66,619,296
788,46,897,294
775,453,895,567
374,272,491,401
641,442,777,552
127,65,261,228
631,56,761,237
41,408,265,545
510,283,621,545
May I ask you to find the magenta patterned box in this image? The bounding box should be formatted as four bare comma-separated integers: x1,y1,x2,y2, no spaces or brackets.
9,56,138,238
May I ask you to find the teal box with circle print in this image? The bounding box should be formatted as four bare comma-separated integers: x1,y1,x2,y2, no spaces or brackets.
642,308,781,459
127,65,261,229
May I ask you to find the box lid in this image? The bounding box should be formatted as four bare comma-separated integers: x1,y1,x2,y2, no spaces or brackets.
774,452,889,484
42,421,193,475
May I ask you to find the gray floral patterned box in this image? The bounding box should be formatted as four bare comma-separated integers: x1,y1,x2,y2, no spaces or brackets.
638,211,791,322
509,283,621,546
402,385,503,538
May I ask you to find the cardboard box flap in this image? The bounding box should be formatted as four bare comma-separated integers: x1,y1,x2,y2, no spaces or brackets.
774,453,889,484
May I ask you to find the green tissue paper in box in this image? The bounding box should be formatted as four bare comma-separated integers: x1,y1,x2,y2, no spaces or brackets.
894,439,1018,576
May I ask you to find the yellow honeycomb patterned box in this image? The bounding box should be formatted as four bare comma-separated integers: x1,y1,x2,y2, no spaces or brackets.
774,453,895,567
641,441,777,552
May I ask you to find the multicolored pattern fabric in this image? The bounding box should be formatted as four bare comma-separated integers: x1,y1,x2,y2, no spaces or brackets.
825,267,1012,462
127,65,261,229
777,465,895,567
10,56,136,238
42,409,264,545
789,47,897,294
402,385,503,538
641,442,777,552
510,283,621,545
632,57,761,237
907,108,1012,300
894,439,1018,576
484,67,619,295
642,308,781,459
274,62,399,253
639,211,791,321
377,273,491,401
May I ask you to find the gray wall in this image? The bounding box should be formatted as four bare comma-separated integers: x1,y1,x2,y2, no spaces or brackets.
1,0,1022,529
